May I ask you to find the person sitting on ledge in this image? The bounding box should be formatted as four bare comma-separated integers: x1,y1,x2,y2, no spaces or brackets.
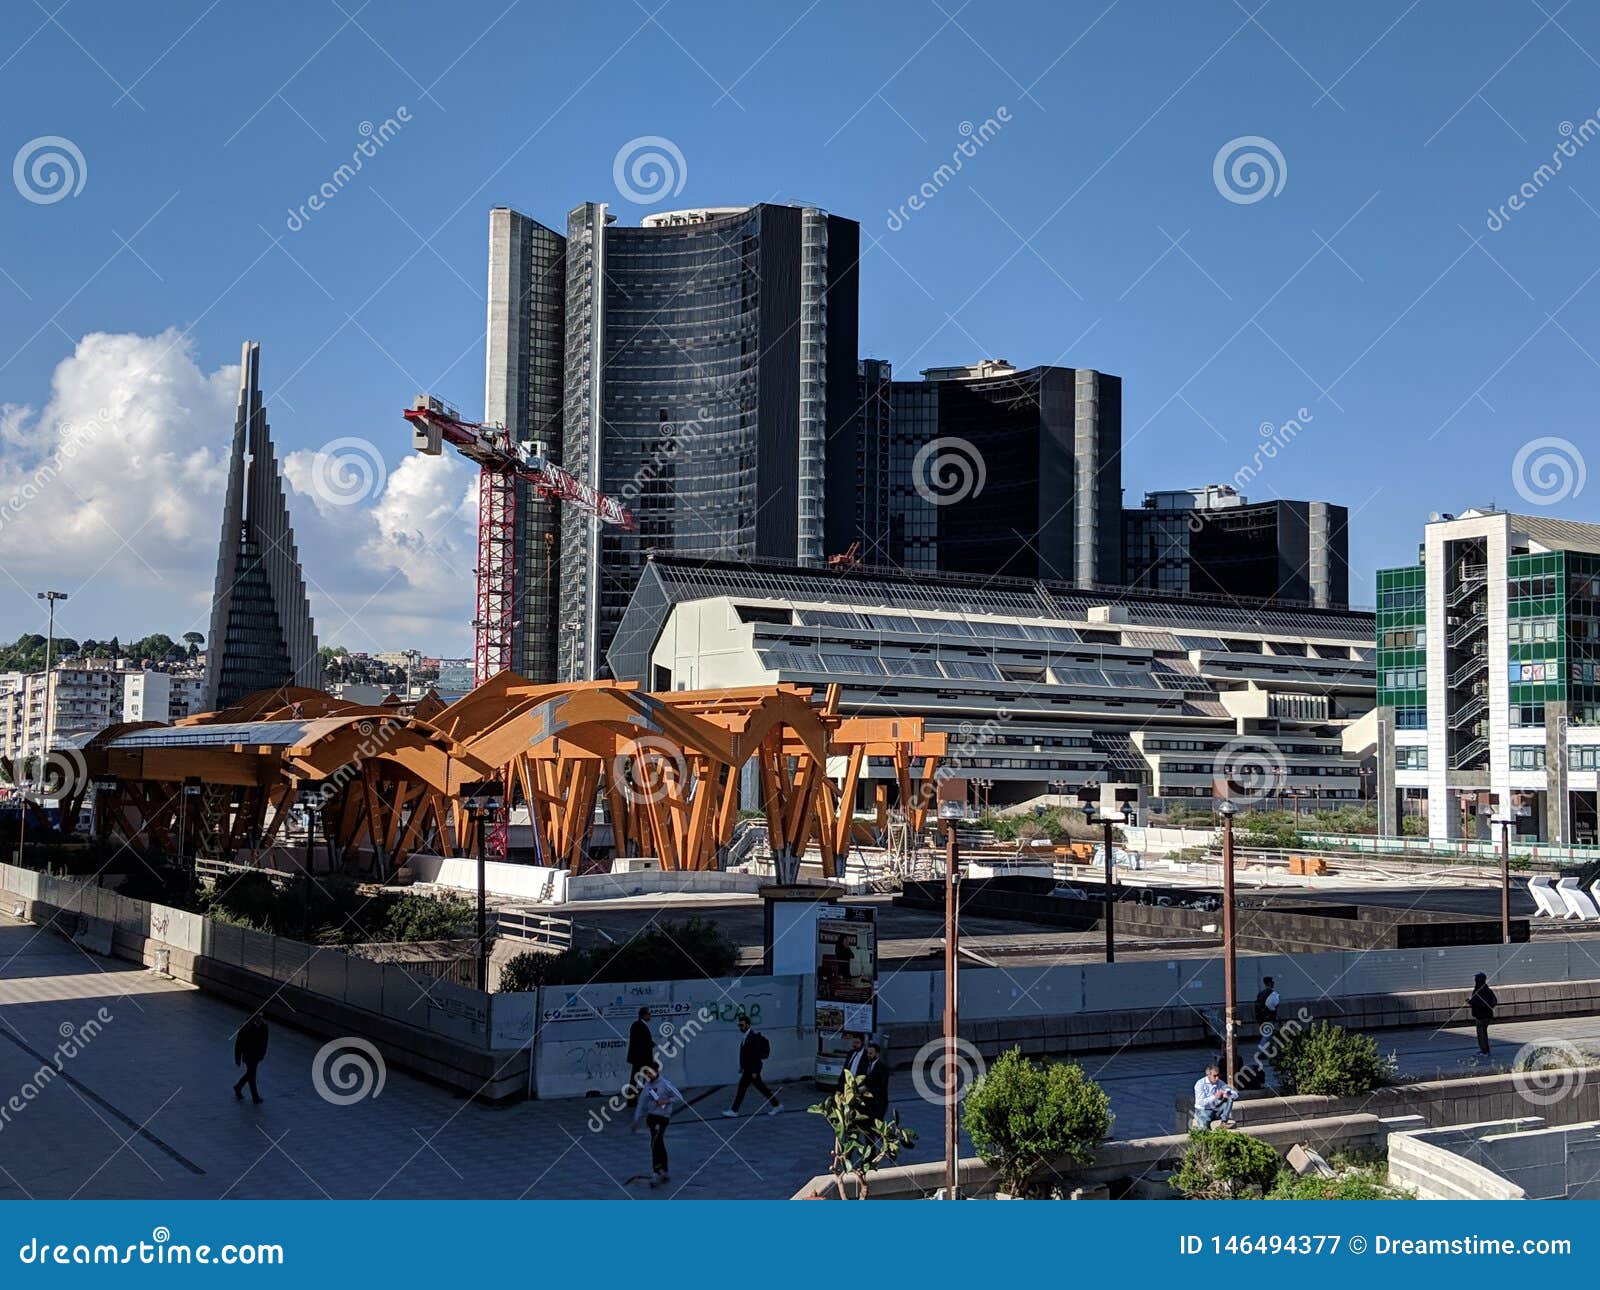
1193,1061,1238,1129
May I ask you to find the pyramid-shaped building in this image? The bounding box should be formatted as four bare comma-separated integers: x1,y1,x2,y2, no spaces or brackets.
201,341,320,711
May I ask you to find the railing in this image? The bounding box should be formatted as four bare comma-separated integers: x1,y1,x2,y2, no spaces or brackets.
1451,652,1488,689
1449,566,1487,606
491,906,573,951
1450,736,1489,770
1449,612,1487,648
1450,693,1488,728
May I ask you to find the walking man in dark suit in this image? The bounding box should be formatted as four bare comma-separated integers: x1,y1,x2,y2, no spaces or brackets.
1470,972,1498,1056
625,1007,654,1105
836,1032,867,1091
862,1037,891,1123
233,1014,268,1103
722,1014,782,1117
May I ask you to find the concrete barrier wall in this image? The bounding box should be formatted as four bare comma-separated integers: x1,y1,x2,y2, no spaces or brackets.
405,853,568,903
1388,1121,1540,1200
878,938,1583,1030
530,973,812,1098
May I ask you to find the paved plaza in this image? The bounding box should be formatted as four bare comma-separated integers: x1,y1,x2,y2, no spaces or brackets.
2,913,1596,1201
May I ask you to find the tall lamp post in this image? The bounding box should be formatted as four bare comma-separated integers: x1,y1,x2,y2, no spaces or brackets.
463,782,503,991
1217,797,1239,1087
296,784,326,937
938,799,965,1199
18,592,68,869
1491,801,1515,944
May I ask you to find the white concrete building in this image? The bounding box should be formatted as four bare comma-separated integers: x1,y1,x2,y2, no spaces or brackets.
1377,509,1600,843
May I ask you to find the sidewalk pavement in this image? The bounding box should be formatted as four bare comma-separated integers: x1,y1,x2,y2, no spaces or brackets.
0,913,1592,1200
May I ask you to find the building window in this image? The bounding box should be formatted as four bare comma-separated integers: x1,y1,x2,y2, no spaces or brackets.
1510,745,1547,770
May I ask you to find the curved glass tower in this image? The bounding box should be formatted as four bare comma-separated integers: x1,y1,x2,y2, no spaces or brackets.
559,203,859,679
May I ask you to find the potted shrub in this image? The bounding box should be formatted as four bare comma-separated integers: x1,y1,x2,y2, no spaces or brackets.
960,1047,1112,1198
808,1070,917,1199
1270,1020,1395,1096
1171,1128,1281,1198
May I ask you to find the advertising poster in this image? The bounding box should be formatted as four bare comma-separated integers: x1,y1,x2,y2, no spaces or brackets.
815,906,877,1079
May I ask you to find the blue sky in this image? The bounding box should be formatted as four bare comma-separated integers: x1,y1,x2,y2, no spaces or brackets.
1,0,1597,654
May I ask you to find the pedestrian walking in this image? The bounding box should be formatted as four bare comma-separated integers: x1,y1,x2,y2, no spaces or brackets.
862,1037,891,1123
233,1014,268,1104
1193,1061,1237,1129
630,1063,684,1187
1253,976,1281,1033
722,1014,782,1117
624,1007,654,1105
1469,972,1498,1056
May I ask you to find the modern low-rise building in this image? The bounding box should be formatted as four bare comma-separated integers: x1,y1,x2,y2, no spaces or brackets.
1124,484,1349,609
1377,508,1600,844
611,554,1375,807
848,358,1124,585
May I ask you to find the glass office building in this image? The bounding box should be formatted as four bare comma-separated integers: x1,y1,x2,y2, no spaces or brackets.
559,203,860,680
1375,509,1600,843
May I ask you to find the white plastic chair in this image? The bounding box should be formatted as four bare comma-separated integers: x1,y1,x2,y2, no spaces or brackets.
1528,874,1566,917
1556,876,1600,920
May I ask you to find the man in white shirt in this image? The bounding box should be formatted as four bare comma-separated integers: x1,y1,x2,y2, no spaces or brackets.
837,1032,867,1090
1193,1062,1237,1129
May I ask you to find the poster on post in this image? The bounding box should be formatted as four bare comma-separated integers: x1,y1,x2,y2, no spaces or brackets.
814,906,877,1080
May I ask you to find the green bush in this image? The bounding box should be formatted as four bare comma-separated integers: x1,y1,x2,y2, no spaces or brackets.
379,893,471,942
497,950,556,994
204,872,279,929
1172,1128,1281,1199
1269,1166,1413,1200
1237,811,1303,849
495,916,739,990
961,1048,1113,1198
1270,1020,1395,1096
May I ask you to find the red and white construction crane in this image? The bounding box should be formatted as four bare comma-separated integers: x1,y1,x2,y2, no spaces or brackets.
403,395,636,686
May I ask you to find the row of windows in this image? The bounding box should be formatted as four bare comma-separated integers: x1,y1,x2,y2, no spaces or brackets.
1507,617,1560,642
1396,747,1428,770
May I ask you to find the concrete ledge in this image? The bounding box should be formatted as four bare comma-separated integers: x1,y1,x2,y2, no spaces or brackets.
1170,1068,1600,1134
793,1112,1387,1200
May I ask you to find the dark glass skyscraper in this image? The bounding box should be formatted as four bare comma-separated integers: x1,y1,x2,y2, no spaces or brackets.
1124,485,1350,608
558,203,860,679
847,360,1124,585
485,207,567,679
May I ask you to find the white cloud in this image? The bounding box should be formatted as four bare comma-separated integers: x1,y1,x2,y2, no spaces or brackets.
0,330,476,653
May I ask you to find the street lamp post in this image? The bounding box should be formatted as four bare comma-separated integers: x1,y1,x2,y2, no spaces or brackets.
939,802,964,1199
1218,797,1239,1087
18,591,67,870
1491,807,1515,944
463,783,503,991
296,785,325,938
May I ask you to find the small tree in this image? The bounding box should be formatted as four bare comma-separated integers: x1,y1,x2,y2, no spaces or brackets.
1270,1020,1395,1096
1172,1128,1281,1198
808,1070,917,1199
961,1048,1112,1197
